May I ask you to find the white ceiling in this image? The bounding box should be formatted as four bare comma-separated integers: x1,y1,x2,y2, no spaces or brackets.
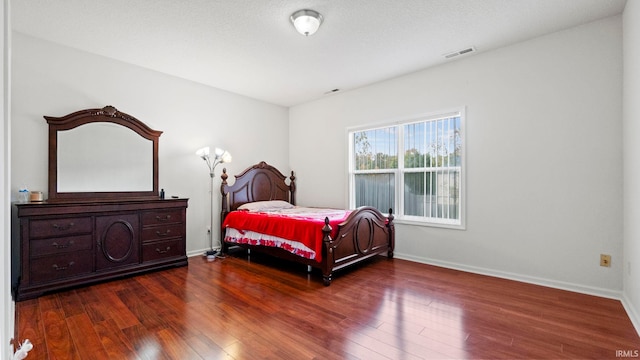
11,0,627,107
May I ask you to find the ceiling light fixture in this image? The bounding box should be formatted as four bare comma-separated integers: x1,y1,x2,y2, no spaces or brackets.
290,9,323,36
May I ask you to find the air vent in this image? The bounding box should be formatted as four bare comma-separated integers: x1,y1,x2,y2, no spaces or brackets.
443,47,476,59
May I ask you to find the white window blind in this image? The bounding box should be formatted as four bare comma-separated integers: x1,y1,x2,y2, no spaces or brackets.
349,110,464,228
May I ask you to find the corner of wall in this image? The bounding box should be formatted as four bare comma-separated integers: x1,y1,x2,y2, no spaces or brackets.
622,293,640,337
1,0,15,358
622,0,640,338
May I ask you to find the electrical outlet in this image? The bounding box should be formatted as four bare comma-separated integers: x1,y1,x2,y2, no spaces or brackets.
600,254,611,267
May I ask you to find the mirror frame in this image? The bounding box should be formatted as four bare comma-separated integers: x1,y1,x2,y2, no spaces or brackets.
46,105,162,201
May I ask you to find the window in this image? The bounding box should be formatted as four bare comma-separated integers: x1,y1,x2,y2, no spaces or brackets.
349,110,465,228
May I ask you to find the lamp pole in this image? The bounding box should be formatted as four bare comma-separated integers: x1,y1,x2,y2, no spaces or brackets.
206,168,216,256
196,147,231,258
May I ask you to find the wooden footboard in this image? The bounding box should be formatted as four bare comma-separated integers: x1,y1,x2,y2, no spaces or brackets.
320,207,395,285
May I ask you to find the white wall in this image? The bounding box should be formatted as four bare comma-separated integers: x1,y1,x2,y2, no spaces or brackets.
623,0,640,333
290,16,623,296
1,1,13,358
10,32,290,256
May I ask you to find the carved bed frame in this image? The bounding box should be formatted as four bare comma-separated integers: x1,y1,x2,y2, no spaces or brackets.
220,161,395,285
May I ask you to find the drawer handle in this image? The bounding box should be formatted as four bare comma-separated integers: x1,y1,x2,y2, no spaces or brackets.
51,240,74,249
156,230,171,237
155,246,171,254
155,215,172,222
52,222,75,231
52,262,75,271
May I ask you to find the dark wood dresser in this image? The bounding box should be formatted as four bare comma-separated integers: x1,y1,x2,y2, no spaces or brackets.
11,105,191,300
12,198,188,301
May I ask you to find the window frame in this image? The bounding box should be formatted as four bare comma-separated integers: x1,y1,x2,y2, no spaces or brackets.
347,108,466,230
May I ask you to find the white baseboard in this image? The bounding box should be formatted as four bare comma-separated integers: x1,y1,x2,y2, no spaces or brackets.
395,252,623,300
187,248,220,258
622,293,640,338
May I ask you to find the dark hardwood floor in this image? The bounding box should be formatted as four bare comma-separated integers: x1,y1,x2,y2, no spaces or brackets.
15,250,640,359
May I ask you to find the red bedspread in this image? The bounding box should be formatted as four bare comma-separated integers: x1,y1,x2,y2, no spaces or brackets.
222,207,352,262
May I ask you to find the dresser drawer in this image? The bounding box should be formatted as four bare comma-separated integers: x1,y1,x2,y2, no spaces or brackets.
142,239,184,262
30,217,92,239
29,250,93,284
142,210,184,226
30,234,93,257
141,223,184,242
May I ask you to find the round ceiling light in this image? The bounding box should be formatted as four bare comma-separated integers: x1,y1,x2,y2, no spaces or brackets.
290,9,324,36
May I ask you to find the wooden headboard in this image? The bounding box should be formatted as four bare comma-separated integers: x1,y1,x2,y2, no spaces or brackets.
220,161,296,215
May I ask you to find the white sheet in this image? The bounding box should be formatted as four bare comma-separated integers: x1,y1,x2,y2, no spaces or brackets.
224,227,317,260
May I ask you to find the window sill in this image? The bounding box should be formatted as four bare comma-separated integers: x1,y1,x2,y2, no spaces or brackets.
393,217,466,230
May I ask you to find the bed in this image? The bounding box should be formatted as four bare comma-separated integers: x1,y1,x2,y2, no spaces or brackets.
220,161,395,285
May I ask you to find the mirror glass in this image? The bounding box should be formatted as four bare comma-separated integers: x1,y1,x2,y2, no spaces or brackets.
57,122,153,192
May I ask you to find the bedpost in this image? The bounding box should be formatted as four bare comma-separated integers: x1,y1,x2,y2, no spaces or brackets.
321,217,333,286
387,208,395,259
220,168,229,253
220,168,229,213
289,171,296,206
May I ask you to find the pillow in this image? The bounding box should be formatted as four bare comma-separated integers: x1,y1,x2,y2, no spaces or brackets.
237,200,294,212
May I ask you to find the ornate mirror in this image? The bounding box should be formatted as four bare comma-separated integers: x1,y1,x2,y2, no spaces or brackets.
46,105,162,201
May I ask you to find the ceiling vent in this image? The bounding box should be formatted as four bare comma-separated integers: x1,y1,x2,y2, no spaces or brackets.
443,47,476,59
323,88,340,95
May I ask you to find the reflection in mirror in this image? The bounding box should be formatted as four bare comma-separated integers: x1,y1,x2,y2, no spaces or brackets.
57,122,153,192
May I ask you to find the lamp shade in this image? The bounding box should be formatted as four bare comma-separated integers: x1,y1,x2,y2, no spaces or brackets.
290,9,323,36
221,151,232,163
197,145,231,166
196,147,210,158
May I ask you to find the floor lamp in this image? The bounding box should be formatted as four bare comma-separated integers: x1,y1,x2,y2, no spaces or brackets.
196,146,232,259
